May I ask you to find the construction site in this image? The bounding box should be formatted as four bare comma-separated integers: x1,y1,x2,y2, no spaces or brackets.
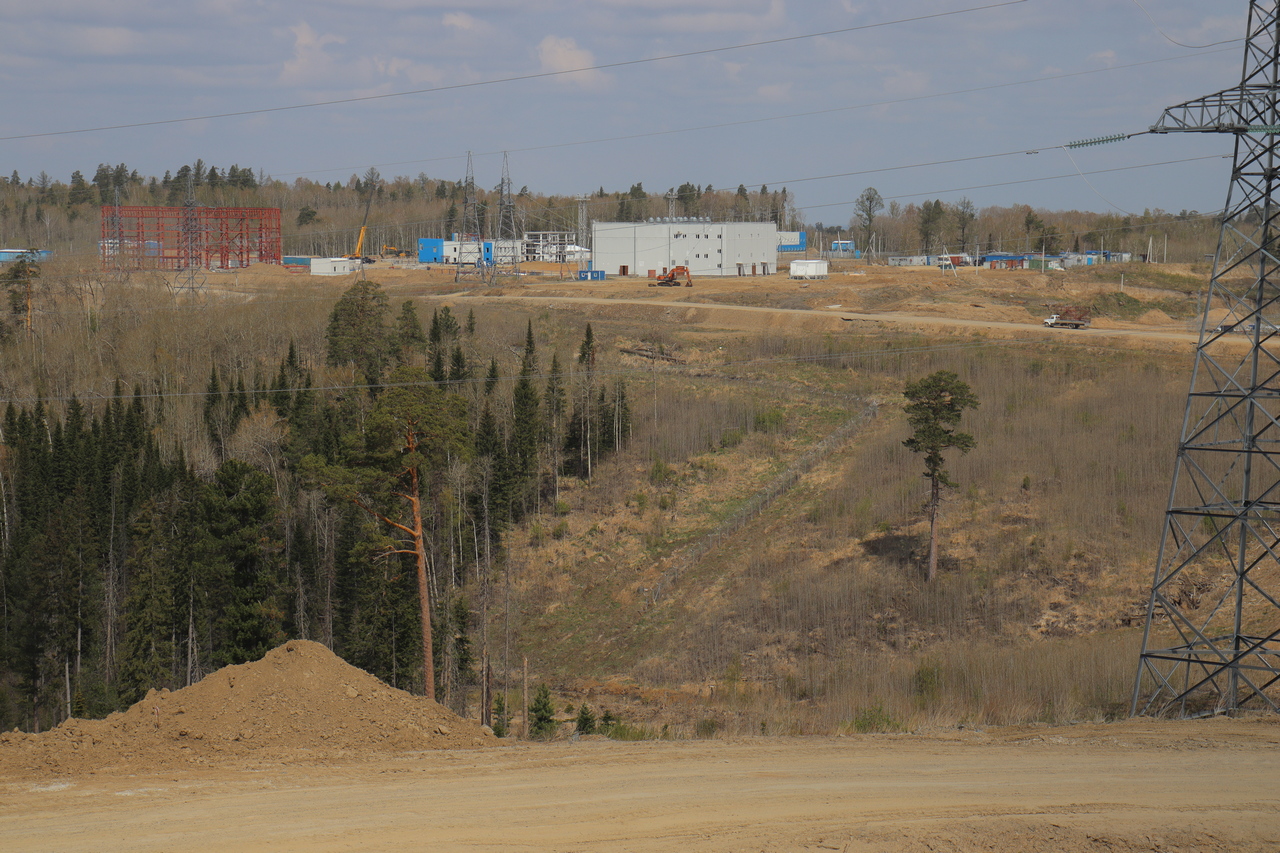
4,2,1280,852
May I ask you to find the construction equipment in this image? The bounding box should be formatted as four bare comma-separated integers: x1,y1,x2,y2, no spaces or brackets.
650,266,693,287
382,245,412,259
345,184,376,264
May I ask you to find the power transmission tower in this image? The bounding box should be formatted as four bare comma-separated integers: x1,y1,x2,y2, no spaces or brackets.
495,152,521,278
577,195,589,275
456,152,487,283
107,186,127,283
1133,1,1280,717
174,170,206,292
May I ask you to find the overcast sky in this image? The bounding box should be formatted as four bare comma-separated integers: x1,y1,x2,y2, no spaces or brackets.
0,0,1251,226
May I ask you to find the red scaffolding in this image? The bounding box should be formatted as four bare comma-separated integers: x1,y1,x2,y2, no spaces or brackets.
100,206,283,270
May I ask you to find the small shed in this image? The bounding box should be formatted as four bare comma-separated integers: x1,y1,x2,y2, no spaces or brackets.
789,259,829,279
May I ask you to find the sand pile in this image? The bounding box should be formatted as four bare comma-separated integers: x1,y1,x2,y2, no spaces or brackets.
0,640,494,775
1137,308,1175,325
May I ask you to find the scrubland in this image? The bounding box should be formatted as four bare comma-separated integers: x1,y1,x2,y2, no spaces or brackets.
0,257,1209,735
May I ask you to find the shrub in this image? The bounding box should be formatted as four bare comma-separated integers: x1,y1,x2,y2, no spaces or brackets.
604,721,657,741
528,684,558,739
720,428,745,448
575,703,597,735
694,718,718,739
753,408,786,433
491,693,509,738
551,520,569,540
850,704,902,733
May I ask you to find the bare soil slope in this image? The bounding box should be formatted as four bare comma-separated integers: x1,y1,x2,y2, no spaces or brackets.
0,640,492,776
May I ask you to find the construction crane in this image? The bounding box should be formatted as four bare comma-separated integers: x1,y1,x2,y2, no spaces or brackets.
345,183,376,264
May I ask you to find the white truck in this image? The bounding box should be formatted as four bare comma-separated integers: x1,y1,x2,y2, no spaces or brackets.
1043,306,1091,329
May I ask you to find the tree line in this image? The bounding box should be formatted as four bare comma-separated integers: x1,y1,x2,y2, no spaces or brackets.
0,281,631,732
0,161,799,263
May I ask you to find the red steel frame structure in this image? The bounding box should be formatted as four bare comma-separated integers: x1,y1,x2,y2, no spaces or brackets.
100,206,282,270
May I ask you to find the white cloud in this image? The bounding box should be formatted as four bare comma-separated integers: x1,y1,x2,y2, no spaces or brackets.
536,35,610,89
650,0,785,34
443,12,480,31
756,83,792,102
278,23,346,87
371,57,446,88
877,66,930,99
60,26,147,57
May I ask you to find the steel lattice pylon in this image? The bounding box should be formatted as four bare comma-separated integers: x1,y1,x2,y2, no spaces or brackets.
1132,1,1280,717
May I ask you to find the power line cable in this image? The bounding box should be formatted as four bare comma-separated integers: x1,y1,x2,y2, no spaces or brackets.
271,46,1233,180
0,1,1029,144
1129,0,1243,49
794,153,1228,213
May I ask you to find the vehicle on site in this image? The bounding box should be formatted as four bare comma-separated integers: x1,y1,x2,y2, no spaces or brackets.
650,266,693,287
382,245,412,258
1043,306,1091,329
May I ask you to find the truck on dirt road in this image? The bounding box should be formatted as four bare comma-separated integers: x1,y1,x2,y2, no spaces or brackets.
1043,306,1091,329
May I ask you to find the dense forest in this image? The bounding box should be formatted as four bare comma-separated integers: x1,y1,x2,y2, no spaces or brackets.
0,160,1220,264
0,270,632,732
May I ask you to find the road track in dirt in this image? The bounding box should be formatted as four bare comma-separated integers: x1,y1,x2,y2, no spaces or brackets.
3,722,1278,852
463,292,1203,348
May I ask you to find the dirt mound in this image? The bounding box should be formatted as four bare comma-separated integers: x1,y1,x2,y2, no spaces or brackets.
0,640,493,776
1137,308,1175,325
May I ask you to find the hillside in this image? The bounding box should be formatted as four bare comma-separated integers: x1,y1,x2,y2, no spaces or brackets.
0,256,1214,735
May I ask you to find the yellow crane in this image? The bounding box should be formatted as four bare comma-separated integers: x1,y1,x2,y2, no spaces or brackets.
345,183,376,263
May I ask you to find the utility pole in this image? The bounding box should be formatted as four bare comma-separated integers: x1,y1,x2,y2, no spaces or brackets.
1133,0,1280,718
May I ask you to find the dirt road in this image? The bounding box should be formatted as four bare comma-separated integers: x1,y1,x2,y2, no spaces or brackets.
470,292,1203,347
4,719,1277,852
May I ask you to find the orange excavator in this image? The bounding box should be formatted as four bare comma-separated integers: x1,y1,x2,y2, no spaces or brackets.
650,265,693,287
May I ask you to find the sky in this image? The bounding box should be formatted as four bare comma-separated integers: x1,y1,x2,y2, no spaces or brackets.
0,0,1252,227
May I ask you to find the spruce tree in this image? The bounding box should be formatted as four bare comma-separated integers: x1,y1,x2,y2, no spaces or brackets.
484,358,499,396
325,279,392,390
118,500,176,705
528,683,557,739
394,301,427,364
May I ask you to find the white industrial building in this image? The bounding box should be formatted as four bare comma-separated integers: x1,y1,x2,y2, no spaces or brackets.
591,220,778,278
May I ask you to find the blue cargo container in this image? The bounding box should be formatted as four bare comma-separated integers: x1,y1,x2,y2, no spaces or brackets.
0,249,52,263
418,238,445,263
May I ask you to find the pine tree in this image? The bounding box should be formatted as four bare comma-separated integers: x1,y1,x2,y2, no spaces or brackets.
902,371,979,582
